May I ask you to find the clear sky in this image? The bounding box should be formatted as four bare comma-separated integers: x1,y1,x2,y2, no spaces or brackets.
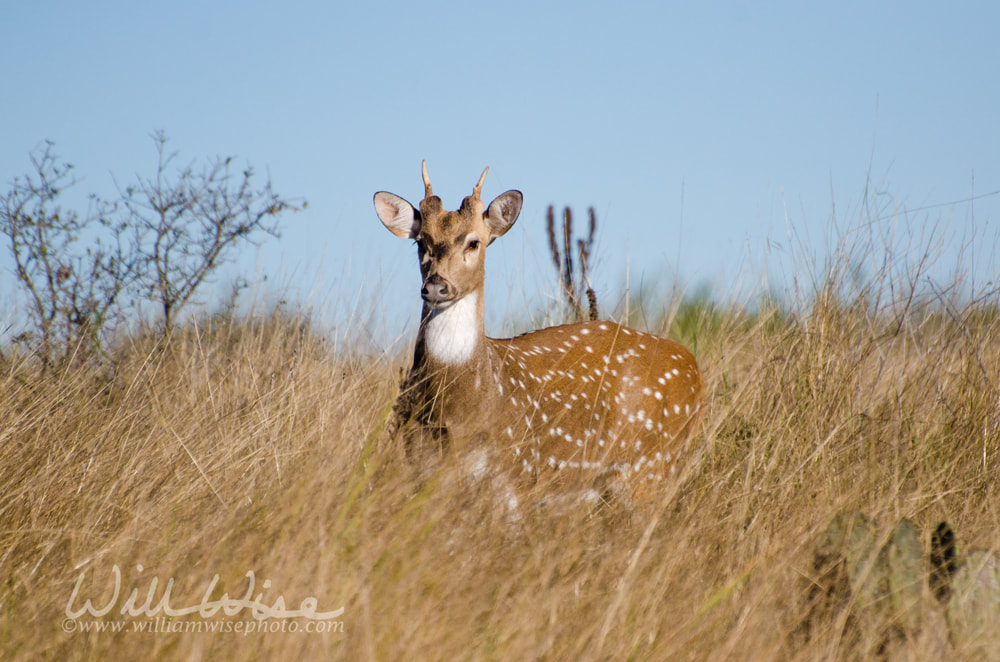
2,1,998,342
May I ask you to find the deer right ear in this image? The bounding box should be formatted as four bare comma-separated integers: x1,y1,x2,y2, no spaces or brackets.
485,190,523,244
374,192,421,239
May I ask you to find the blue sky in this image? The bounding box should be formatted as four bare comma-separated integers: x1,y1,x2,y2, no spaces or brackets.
2,1,998,341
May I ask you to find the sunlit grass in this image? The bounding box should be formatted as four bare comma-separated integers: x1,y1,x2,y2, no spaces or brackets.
1,218,998,660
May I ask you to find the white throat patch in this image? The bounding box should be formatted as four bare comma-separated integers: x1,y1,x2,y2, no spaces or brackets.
424,293,480,365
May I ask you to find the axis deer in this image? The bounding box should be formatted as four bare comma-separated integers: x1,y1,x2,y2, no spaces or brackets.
375,162,703,494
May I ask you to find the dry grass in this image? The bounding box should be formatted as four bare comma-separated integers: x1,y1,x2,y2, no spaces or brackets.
2,230,999,661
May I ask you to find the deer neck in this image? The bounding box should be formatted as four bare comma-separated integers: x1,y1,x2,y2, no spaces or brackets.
420,288,487,369
415,287,502,442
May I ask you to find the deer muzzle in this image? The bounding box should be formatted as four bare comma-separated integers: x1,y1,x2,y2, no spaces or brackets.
421,274,454,307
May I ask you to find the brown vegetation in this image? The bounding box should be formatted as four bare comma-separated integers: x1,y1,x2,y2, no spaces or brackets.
1,225,998,660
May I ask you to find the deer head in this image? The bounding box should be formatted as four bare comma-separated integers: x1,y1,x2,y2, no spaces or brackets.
374,161,523,309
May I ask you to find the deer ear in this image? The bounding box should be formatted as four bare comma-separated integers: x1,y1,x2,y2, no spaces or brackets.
484,190,523,245
374,192,421,239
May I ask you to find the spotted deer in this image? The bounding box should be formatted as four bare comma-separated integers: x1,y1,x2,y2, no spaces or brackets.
375,162,704,493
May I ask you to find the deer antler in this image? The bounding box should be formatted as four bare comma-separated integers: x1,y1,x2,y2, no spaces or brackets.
422,160,433,198
472,166,489,200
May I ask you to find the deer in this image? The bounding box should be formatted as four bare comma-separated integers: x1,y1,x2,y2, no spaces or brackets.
374,162,704,501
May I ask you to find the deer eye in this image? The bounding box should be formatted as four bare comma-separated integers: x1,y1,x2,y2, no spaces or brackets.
467,238,481,251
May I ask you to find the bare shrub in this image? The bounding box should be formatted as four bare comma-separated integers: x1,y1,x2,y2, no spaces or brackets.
120,131,300,329
1,133,299,369
0,142,134,370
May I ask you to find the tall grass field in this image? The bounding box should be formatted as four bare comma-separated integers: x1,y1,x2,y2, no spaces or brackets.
1,212,998,660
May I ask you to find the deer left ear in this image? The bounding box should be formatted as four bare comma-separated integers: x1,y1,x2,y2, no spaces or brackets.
374,191,421,239
484,190,523,245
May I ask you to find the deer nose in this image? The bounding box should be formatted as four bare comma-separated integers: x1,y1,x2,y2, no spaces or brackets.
421,275,453,304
